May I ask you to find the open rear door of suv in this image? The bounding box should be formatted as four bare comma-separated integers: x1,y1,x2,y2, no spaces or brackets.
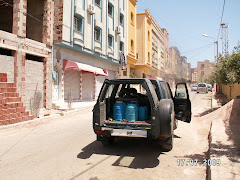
173,83,191,123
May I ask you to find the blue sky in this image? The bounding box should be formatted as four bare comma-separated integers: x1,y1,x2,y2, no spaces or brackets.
137,0,240,68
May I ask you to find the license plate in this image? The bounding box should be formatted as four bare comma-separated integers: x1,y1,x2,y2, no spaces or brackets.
111,129,147,138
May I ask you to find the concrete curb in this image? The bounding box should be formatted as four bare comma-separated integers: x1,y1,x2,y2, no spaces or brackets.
208,92,220,180
0,104,94,130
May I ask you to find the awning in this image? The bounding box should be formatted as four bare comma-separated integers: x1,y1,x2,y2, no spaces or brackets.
63,59,108,76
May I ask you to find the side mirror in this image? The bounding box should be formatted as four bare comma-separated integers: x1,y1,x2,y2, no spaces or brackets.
177,92,186,98
175,83,189,100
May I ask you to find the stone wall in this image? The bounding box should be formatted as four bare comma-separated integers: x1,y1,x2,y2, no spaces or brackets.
0,55,14,83
25,59,44,114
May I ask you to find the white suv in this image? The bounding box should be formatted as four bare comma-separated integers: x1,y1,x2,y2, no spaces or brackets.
197,83,208,93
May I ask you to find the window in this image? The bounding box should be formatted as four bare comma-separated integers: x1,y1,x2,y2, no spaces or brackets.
201,64,205,69
108,35,113,47
148,52,150,62
148,31,150,41
136,53,138,59
131,12,134,24
94,27,101,42
131,40,134,52
120,41,124,52
95,0,101,7
74,16,84,33
120,13,124,26
108,3,114,17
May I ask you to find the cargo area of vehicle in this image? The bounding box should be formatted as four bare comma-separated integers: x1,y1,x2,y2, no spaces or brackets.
95,80,156,133
104,96,152,126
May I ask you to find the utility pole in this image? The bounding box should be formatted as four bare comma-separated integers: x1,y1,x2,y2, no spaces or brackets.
221,23,229,56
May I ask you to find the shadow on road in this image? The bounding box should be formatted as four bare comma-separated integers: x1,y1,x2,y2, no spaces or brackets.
77,138,164,169
194,107,220,117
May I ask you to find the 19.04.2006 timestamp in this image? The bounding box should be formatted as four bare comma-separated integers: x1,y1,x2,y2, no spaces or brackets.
177,159,221,166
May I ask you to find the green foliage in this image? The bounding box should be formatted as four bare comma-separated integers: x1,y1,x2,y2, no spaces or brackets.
211,43,240,85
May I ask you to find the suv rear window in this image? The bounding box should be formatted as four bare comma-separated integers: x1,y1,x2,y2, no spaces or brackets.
198,84,206,87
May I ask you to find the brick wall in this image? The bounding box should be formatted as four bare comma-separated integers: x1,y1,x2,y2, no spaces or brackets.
0,55,14,83
53,0,63,43
0,0,53,121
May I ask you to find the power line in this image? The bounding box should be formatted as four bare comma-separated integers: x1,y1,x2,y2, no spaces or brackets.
0,0,43,23
188,43,214,60
181,43,213,54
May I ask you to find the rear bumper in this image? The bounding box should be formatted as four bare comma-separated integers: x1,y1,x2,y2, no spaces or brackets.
197,89,208,93
102,127,148,138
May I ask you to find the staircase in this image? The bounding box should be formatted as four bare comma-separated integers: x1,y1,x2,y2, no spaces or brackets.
0,73,33,126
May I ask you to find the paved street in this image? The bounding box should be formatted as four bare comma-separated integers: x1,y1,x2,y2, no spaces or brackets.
0,91,213,180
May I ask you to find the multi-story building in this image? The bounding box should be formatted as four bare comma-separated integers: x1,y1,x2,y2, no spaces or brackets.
162,28,174,87
134,9,152,78
0,0,53,124
169,46,180,84
162,28,170,71
180,56,188,81
53,0,127,105
125,0,137,78
151,14,165,79
191,68,197,83
196,60,214,83
187,63,191,82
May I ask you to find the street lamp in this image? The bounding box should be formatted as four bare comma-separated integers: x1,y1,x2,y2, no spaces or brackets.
202,34,219,63
203,34,220,96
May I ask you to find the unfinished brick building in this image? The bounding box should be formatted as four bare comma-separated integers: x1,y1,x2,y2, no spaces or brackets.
0,0,53,125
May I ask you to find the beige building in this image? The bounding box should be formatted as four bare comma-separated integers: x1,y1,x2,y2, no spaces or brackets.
150,13,165,79
187,63,191,82
169,46,180,84
196,60,214,82
191,68,197,83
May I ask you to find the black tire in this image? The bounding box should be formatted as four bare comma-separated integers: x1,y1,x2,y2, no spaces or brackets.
101,137,115,146
162,134,173,152
159,99,174,137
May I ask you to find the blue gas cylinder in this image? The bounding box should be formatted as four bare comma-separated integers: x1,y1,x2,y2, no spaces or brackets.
125,102,138,122
139,106,148,121
113,101,126,121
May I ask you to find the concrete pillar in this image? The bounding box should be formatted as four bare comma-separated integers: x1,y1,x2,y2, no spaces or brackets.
12,0,27,37
42,0,52,46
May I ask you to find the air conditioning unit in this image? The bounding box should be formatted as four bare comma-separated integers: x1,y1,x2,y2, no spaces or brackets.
116,26,121,34
88,4,95,15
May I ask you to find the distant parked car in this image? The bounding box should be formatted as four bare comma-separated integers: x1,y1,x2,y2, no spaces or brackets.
207,84,212,92
191,84,197,91
197,83,208,93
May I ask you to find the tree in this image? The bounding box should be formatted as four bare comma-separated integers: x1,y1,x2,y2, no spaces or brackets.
211,43,240,85
228,44,240,83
